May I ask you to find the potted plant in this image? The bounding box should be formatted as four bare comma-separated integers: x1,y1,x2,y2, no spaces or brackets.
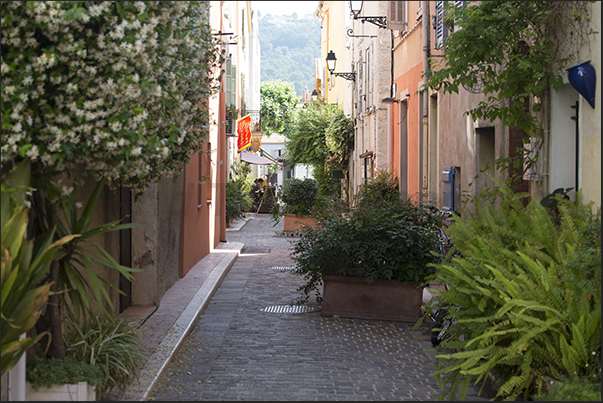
26,313,144,401
271,177,323,231
25,356,103,401
289,172,442,322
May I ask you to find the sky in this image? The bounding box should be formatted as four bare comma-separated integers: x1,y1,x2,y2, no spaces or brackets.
251,1,321,17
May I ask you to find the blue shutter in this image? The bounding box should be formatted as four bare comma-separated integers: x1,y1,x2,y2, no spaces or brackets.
435,1,446,49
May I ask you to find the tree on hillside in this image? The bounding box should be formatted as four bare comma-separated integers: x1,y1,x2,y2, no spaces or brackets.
260,81,300,136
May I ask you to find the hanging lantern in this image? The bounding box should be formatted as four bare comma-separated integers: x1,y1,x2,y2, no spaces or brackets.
566,60,596,109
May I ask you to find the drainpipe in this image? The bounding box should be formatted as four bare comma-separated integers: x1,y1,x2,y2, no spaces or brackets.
420,1,430,202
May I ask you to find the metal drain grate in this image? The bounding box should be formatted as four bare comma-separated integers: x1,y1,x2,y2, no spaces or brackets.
240,246,271,254
268,266,295,271
259,305,321,314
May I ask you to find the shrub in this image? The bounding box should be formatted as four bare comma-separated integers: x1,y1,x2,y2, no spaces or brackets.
225,180,251,225
271,177,321,224
290,172,441,304
282,177,319,216
425,184,601,401
64,315,144,400
531,375,601,401
26,355,104,392
1,1,223,197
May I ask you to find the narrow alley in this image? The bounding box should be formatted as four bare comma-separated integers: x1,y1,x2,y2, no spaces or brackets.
144,214,490,401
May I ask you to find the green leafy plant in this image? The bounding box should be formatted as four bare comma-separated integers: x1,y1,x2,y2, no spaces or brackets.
425,183,601,401
290,171,441,304
531,375,601,401
64,315,144,400
1,159,78,375
285,102,350,204
424,1,597,190
26,355,104,393
1,1,224,197
225,180,251,225
30,177,145,360
260,81,300,136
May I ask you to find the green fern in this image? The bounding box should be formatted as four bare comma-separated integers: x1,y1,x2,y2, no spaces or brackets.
428,184,601,401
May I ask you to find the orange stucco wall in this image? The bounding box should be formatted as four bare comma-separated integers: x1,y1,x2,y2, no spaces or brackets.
180,151,211,277
392,63,424,200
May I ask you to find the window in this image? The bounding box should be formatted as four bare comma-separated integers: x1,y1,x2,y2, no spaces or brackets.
435,1,465,49
387,1,407,31
357,52,363,117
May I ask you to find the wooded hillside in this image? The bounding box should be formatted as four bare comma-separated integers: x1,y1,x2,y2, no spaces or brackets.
258,12,321,95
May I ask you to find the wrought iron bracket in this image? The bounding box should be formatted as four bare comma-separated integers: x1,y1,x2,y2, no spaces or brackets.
355,16,387,29
331,72,356,82
347,28,376,38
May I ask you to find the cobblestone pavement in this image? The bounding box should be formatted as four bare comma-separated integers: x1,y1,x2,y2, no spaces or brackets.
147,213,491,401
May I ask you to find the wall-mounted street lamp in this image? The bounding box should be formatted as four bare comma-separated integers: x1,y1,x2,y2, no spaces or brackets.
311,89,319,102
350,1,387,29
326,50,356,82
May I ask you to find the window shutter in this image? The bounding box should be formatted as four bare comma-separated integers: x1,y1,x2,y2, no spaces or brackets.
387,1,407,31
357,54,363,117
435,1,446,49
230,64,237,102
453,1,465,32
225,57,232,105
368,46,374,108
365,47,372,112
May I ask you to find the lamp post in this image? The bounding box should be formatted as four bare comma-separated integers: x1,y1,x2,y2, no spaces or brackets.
326,50,356,82
350,1,388,29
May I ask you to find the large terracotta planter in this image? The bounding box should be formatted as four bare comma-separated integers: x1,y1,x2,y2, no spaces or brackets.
26,381,96,401
321,275,424,322
283,214,320,232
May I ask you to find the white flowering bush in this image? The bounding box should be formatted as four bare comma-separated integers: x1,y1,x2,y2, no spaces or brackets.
1,1,223,196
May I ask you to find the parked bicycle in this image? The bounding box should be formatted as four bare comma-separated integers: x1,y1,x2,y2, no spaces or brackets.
425,208,461,347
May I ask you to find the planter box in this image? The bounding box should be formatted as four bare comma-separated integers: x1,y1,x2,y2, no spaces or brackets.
283,214,320,232
321,275,424,322
26,382,96,401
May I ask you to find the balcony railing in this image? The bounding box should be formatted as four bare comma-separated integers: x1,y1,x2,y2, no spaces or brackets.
226,109,262,136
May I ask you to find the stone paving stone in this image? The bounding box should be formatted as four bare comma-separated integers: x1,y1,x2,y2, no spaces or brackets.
148,213,491,401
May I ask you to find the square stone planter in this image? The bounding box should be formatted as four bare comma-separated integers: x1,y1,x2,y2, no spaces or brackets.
321,275,424,322
26,381,96,401
283,214,320,232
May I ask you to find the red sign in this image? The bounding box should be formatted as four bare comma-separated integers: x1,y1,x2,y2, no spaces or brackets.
237,113,252,152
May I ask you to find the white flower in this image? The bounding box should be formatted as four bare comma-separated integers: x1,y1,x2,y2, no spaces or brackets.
5,85,16,95
61,186,74,197
25,145,39,160
66,83,78,94
110,121,122,132
76,202,83,209
131,146,142,156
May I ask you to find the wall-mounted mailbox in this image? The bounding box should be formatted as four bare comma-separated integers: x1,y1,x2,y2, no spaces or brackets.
442,166,455,212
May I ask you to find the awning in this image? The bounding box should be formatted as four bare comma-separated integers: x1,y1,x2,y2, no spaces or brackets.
240,150,275,165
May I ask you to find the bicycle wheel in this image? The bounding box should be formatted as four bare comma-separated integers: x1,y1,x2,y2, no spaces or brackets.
431,308,449,346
